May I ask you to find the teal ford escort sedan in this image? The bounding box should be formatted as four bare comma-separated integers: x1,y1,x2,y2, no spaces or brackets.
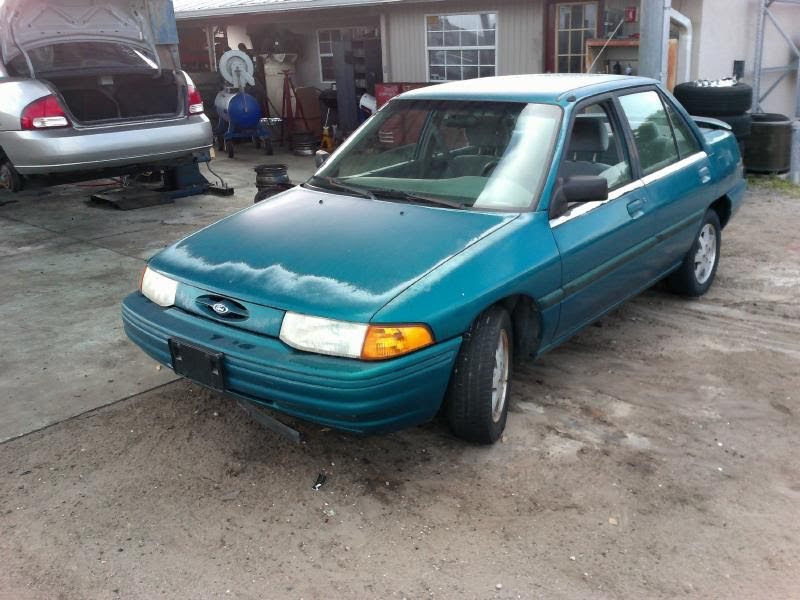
122,75,745,444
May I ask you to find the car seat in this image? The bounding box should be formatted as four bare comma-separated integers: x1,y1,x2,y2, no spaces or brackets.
559,116,611,178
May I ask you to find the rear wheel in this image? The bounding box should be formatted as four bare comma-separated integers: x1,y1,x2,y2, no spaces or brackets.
446,306,513,444
0,160,22,193
667,209,721,296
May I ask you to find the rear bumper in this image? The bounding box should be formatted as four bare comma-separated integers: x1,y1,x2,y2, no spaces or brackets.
121,293,461,434
1,116,212,174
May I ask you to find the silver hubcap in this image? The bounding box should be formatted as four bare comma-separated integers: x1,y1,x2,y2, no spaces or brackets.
693,223,717,285
491,330,510,422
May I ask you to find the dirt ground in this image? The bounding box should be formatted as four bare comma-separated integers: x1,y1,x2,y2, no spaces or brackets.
1,182,799,600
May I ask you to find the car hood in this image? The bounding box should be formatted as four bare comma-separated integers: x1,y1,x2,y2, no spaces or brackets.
149,186,519,323
1,0,159,67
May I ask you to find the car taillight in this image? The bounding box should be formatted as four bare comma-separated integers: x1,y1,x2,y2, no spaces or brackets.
20,95,70,130
187,85,204,115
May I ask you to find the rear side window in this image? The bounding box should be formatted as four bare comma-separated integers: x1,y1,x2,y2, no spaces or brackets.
663,99,701,158
618,90,680,176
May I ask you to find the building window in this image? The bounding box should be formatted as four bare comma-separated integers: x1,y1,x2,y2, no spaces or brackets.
555,2,598,73
426,13,497,82
318,29,342,82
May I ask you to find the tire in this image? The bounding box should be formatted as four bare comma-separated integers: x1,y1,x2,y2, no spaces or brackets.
446,306,513,444
0,159,23,193
716,113,751,139
673,82,753,117
666,209,721,297
226,141,234,159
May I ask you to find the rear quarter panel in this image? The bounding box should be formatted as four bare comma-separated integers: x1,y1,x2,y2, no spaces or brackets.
701,128,746,217
0,79,51,131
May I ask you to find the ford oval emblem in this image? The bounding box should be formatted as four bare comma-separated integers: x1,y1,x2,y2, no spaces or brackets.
212,302,230,315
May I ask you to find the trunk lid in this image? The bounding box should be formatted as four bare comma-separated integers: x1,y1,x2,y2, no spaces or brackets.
1,0,158,70
149,187,519,324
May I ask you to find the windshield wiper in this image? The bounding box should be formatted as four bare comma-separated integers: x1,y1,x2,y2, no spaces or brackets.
306,176,376,200
371,188,466,209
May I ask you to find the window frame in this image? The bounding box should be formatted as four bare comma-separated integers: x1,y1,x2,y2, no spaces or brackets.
317,28,344,84
424,10,499,83
615,86,698,177
546,91,639,219
553,1,599,74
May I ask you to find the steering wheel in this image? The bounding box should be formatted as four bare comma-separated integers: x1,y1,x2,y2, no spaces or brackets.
426,127,454,175
481,159,499,177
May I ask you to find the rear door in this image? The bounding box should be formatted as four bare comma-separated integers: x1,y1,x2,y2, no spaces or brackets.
550,95,654,339
615,88,711,270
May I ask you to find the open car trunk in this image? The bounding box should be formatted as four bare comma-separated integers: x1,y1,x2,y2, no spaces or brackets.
44,71,183,124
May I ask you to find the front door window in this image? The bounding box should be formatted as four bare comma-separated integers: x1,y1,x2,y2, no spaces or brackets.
555,2,598,73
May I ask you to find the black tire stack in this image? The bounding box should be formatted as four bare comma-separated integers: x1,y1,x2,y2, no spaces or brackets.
673,81,753,155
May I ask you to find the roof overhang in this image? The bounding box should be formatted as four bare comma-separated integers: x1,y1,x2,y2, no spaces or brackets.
173,0,448,21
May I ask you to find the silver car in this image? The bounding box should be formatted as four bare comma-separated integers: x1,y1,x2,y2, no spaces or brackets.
0,0,213,192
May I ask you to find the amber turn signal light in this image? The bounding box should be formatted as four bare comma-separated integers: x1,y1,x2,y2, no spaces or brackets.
361,324,434,360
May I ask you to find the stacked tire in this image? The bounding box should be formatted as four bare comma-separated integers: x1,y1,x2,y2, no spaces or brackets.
673,81,753,156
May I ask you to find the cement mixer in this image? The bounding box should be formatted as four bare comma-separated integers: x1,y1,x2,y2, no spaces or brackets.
213,50,273,158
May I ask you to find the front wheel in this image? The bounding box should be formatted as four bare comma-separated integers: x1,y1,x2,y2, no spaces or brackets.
667,209,721,296
446,306,513,444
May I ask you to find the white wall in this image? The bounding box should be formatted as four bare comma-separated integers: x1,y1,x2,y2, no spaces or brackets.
225,25,253,50
673,0,800,116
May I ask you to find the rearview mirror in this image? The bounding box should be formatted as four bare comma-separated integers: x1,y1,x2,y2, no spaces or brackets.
315,150,330,168
562,175,608,203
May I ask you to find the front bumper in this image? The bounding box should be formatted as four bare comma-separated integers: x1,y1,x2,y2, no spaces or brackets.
1,116,212,174
121,293,461,434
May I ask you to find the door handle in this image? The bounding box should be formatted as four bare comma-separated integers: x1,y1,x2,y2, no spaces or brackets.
626,197,646,218
699,166,711,184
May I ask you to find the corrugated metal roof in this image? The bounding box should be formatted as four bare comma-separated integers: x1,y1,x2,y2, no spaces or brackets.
173,0,410,19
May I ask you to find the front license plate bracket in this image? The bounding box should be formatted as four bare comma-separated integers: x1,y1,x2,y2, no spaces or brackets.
169,339,225,391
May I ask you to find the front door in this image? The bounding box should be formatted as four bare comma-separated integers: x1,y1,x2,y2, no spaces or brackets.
549,96,654,339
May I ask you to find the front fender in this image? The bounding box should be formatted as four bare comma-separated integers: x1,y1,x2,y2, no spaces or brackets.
372,211,562,347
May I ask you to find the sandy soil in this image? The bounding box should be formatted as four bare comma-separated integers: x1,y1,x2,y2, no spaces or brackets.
1,183,799,600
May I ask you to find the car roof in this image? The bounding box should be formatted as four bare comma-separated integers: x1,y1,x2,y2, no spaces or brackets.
397,74,659,104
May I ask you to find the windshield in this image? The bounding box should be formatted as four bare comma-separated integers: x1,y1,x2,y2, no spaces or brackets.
8,42,158,76
313,99,562,210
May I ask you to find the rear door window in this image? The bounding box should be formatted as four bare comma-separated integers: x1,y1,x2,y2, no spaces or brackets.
618,90,681,176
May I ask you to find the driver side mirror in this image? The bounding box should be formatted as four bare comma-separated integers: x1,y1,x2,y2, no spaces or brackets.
549,175,609,219
562,175,608,203
315,150,330,168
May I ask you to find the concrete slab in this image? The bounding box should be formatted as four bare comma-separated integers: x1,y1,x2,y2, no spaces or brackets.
0,148,316,441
